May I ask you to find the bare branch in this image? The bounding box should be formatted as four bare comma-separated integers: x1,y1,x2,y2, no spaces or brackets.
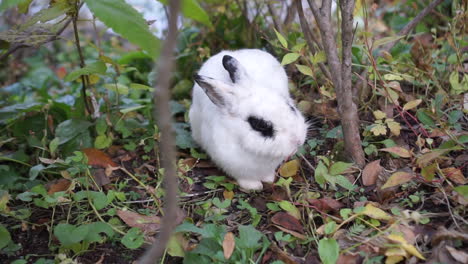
138,0,181,263
267,1,282,33
295,0,331,80
383,0,444,51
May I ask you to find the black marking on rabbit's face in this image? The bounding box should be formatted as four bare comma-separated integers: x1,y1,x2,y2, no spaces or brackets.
247,116,274,138
287,103,296,113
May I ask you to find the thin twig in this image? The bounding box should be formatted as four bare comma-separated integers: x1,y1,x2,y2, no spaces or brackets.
138,0,181,263
72,2,92,116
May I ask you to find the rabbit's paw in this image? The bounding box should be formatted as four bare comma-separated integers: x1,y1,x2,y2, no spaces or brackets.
237,179,263,191
262,174,276,183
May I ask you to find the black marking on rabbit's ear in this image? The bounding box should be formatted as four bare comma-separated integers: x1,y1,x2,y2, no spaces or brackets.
194,74,226,107
222,55,242,83
247,116,274,138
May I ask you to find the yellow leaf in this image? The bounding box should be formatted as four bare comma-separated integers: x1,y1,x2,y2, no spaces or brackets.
385,255,405,264
403,99,422,111
380,147,412,158
222,232,235,260
386,120,401,136
361,203,392,221
381,171,414,189
279,159,299,177
373,110,387,120
223,190,234,200
387,234,425,260
371,123,387,136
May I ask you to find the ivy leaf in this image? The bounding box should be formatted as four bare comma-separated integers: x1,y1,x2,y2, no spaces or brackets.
121,227,144,249
370,123,387,136
84,0,160,59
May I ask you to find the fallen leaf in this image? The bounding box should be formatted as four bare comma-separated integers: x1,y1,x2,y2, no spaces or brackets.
442,167,466,185
46,179,71,195
361,203,393,221
223,190,234,200
416,149,448,167
386,119,401,136
371,123,387,136
362,160,382,186
222,232,235,260
446,245,468,263
336,253,360,264
82,148,118,168
382,171,414,189
167,232,189,257
91,168,111,187
307,197,344,213
117,210,161,234
380,147,412,158
271,212,304,233
279,159,299,177
421,163,437,181
387,233,426,260
278,201,301,219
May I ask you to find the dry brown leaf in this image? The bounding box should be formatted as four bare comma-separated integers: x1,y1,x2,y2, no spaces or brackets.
446,245,468,263
337,253,361,264
380,147,412,158
91,168,111,187
222,232,235,260
46,179,71,195
271,212,304,234
82,148,118,168
274,225,306,240
382,171,414,189
416,149,448,167
307,197,344,212
117,210,161,233
362,160,382,186
442,167,466,185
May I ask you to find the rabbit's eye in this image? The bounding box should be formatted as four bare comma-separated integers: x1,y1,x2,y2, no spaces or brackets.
247,116,274,138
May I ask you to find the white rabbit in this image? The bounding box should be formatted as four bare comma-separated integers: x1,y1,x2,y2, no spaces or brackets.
189,49,307,190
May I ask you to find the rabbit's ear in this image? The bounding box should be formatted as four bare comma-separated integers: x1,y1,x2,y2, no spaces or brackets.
194,74,236,108
222,55,247,83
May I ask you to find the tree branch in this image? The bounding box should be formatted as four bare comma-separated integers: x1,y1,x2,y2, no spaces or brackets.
383,0,444,51
138,0,181,263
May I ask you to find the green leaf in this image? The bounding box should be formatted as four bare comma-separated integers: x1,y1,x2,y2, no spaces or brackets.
237,225,263,249
274,28,288,48
416,110,435,127
54,223,88,247
314,161,328,186
278,200,301,219
454,185,468,198
312,51,327,64
49,137,59,155
84,0,160,59
94,135,112,149
159,0,212,28
20,1,71,29
121,227,145,249
318,238,339,264
0,0,29,12
85,222,115,243
103,83,129,95
281,53,300,65
329,162,353,176
296,64,313,76
0,225,12,249
74,191,109,210
336,175,356,191
55,119,92,145
29,164,45,180
324,221,336,235
64,61,107,82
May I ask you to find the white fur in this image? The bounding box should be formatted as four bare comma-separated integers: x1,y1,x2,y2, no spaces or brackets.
189,49,307,190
